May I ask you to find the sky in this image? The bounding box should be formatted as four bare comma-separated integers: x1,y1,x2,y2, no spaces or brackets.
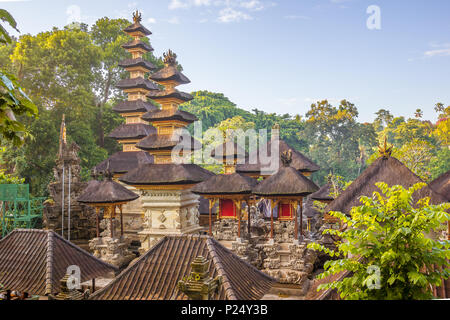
1,0,449,122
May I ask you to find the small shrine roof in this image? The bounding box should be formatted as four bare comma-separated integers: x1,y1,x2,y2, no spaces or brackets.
310,183,335,202
211,141,248,160
429,170,450,201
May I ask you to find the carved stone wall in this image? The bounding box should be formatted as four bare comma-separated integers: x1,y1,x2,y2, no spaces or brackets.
116,183,145,242
138,189,203,253
44,142,96,240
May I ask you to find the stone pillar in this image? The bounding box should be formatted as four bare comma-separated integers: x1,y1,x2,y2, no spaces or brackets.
138,189,203,253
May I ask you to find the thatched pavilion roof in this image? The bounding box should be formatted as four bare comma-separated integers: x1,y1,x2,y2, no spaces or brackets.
429,170,450,201
236,139,319,175
89,235,274,300
94,151,153,175
310,183,336,202
119,163,214,186
325,156,448,214
253,153,319,197
191,173,257,196
78,166,139,204
0,229,117,296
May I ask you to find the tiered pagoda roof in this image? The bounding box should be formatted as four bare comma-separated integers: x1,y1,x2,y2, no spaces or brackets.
96,11,160,176
136,133,202,152
146,88,193,102
119,163,214,186
149,64,191,84
141,108,198,123
108,123,155,140
95,151,153,175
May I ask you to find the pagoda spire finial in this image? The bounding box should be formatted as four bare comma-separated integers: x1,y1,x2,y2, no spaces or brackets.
378,136,393,159
163,49,177,66
133,10,142,23
281,149,293,167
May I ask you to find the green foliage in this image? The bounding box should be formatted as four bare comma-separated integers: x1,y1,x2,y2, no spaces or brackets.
0,9,18,44
308,182,450,300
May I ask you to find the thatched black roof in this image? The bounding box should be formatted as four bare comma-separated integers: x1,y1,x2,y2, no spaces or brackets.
123,22,152,36
211,141,248,161
253,166,319,197
118,58,155,71
116,77,158,91
147,89,193,102
141,109,198,124
310,183,335,202
429,170,450,201
108,123,155,140
120,163,214,186
236,139,320,175
325,157,448,214
121,40,153,52
78,170,139,204
95,151,153,175
303,199,320,218
149,65,190,85
192,173,257,196
113,100,158,114
136,133,202,151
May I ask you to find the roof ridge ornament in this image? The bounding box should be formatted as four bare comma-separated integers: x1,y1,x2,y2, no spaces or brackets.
133,10,142,23
104,160,113,181
163,49,177,66
378,136,393,159
281,149,292,167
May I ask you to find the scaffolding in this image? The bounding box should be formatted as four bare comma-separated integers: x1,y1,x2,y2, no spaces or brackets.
0,184,45,237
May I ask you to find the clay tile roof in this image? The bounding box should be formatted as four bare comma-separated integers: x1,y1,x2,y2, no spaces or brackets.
141,109,198,124
325,157,448,215
236,139,320,175
89,235,274,300
124,22,152,36
77,177,139,204
136,133,202,151
310,183,335,202
107,123,156,140
211,141,248,160
149,65,190,84
147,89,193,102
119,163,214,186
429,170,450,201
113,100,158,114
121,40,153,52
253,166,319,197
192,173,257,196
116,77,159,91
94,151,153,175
0,229,117,296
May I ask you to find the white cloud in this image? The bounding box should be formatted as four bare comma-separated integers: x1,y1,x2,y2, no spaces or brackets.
240,0,276,11
167,16,181,24
218,7,253,23
147,17,157,24
168,0,211,10
424,48,450,58
66,5,82,24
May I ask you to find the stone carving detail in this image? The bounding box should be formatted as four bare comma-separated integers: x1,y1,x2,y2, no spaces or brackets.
43,124,96,241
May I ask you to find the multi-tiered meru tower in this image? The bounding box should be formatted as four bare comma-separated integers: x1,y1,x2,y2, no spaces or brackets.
95,11,158,241
107,12,214,253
